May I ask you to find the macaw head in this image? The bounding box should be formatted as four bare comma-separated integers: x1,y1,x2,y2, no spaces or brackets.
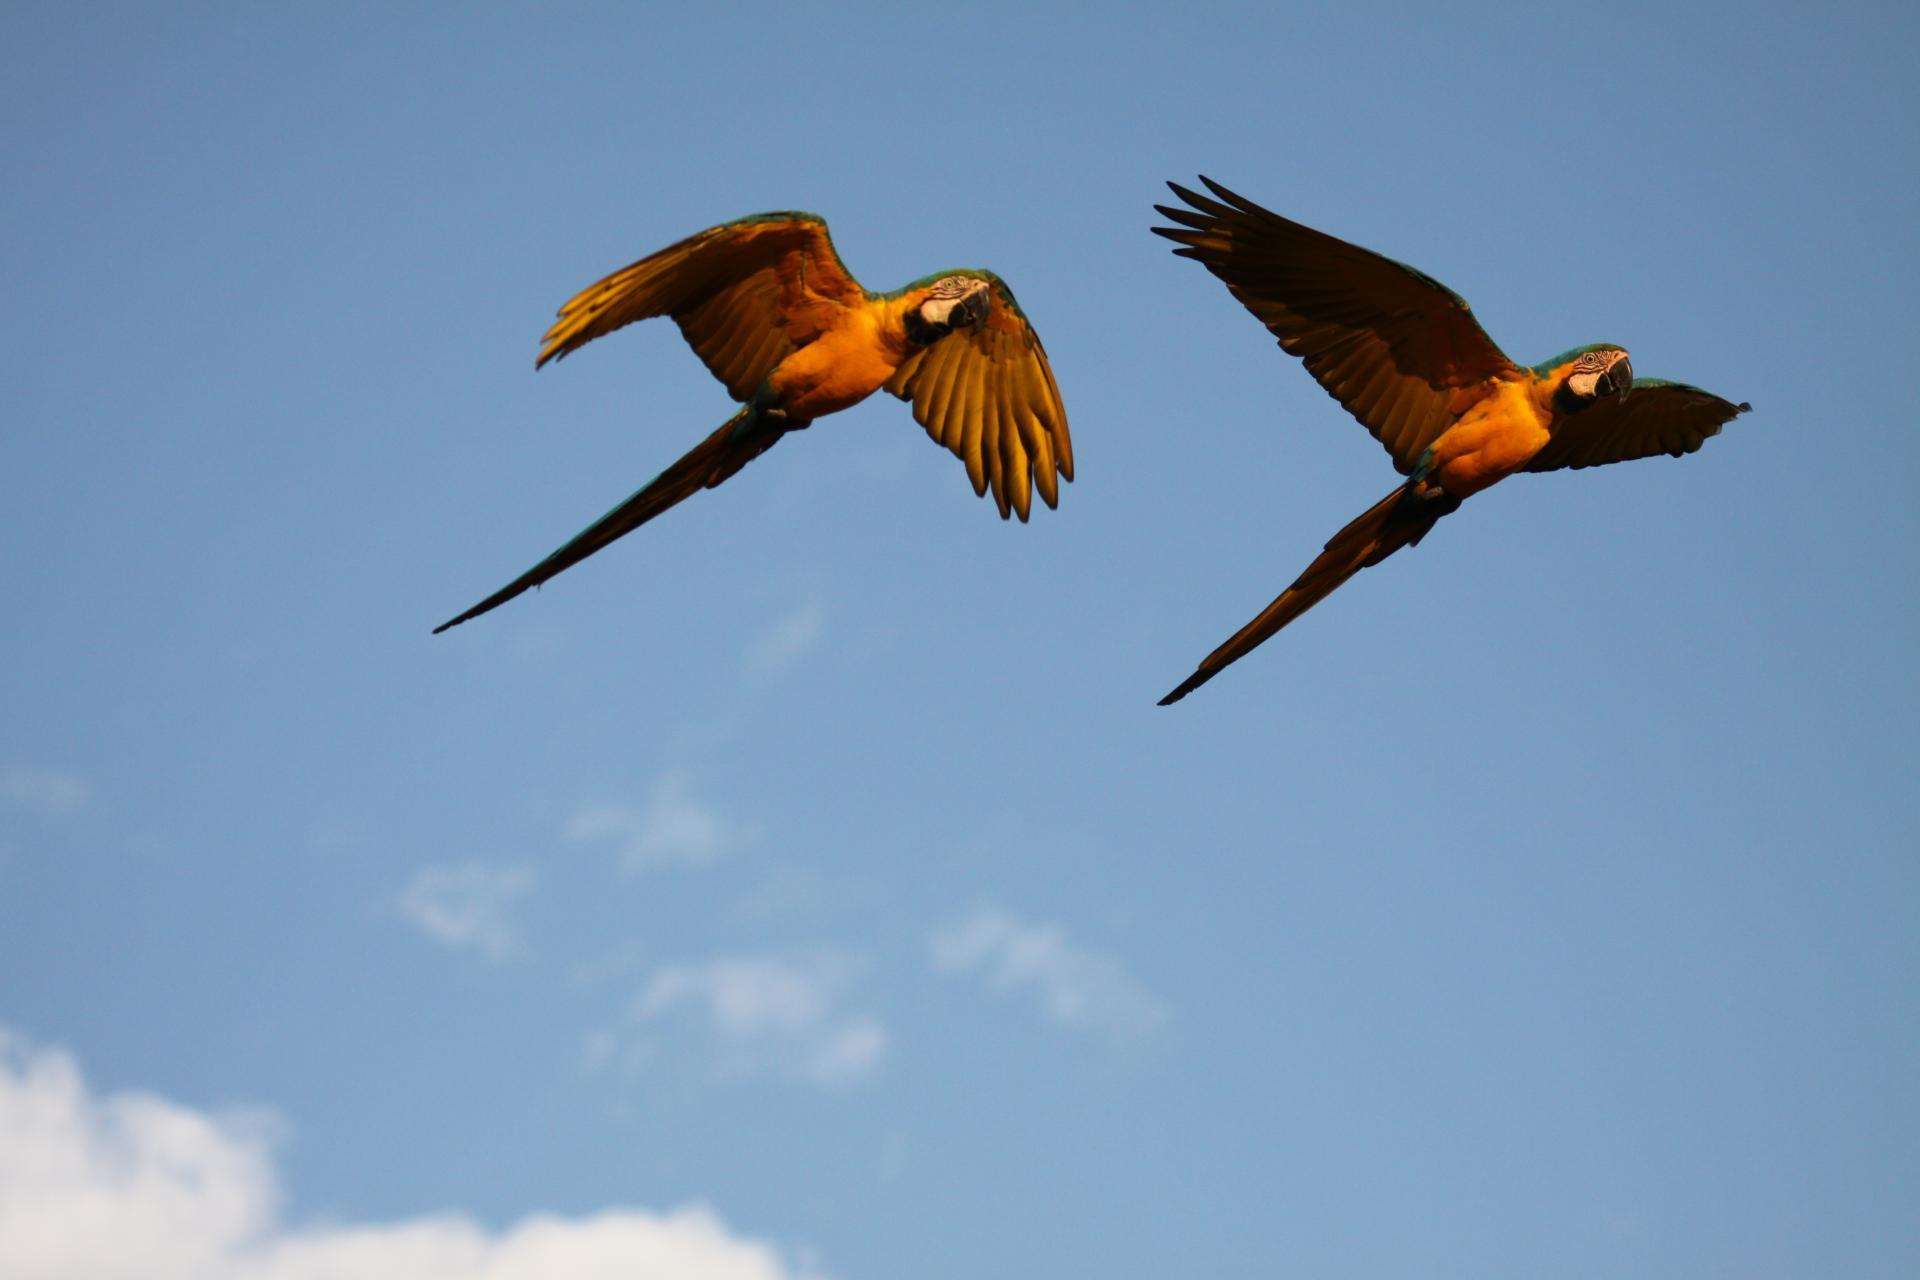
1561,346,1634,406
905,275,992,344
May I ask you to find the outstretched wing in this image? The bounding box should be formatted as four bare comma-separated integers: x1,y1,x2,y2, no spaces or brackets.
884,273,1073,521
1527,379,1749,472
537,212,869,403
1155,177,1520,474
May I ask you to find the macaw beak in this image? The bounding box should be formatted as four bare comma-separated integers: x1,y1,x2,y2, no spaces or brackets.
920,288,985,330
953,287,990,328
1598,356,1633,401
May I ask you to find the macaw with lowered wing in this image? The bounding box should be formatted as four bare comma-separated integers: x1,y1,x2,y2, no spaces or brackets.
435,212,1071,634
1153,178,1749,705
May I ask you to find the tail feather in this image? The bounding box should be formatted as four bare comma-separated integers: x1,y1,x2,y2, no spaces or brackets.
433,407,786,634
1158,483,1458,704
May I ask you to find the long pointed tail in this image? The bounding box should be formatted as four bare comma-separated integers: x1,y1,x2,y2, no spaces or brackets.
433,407,787,634
1158,483,1459,705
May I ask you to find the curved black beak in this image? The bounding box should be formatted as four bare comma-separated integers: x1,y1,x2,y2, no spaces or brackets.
953,288,990,328
1598,357,1633,401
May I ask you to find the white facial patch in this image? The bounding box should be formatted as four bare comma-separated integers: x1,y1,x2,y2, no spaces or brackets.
920,276,988,327
1567,349,1627,399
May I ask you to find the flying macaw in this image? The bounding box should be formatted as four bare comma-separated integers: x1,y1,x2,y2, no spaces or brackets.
1153,178,1749,705
434,212,1071,634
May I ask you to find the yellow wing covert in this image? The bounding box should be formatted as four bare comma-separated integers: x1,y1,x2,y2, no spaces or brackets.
536,213,868,403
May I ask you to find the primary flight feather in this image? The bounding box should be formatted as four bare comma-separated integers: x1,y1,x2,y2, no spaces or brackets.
435,212,1071,634
1155,177,1748,704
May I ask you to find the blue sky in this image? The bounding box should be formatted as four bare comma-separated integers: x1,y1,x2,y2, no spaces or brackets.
2,3,1915,1277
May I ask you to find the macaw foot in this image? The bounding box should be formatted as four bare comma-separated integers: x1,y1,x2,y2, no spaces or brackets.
763,407,812,432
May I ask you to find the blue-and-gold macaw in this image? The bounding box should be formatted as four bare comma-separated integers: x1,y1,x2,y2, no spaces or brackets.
1154,178,1750,704
434,212,1071,633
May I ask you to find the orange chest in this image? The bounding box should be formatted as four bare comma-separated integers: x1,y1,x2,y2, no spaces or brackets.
767,305,901,420
1427,380,1552,497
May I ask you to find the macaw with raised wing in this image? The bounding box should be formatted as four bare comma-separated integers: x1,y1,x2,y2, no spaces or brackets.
1153,178,1749,705
435,212,1072,634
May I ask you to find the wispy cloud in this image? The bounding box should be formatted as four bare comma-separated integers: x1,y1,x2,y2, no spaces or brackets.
567,772,748,872
0,764,91,818
0,1025,826,1280
742,590,825,677
930,906,1166,1043
394,863,534,960
598,953,886,1089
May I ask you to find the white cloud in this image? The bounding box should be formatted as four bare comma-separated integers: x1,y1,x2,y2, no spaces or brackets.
0,765,90,817
0,1027,825,1280
742,592,825,677
393,864,534,960
567,772,747,872
930,906,1166,1042
607,953,886,1088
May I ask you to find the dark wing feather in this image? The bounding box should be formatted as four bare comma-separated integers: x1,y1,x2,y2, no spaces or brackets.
1156,177,1519,474
1526,380,1749,472
536,213,867,403
884,274,1072,521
